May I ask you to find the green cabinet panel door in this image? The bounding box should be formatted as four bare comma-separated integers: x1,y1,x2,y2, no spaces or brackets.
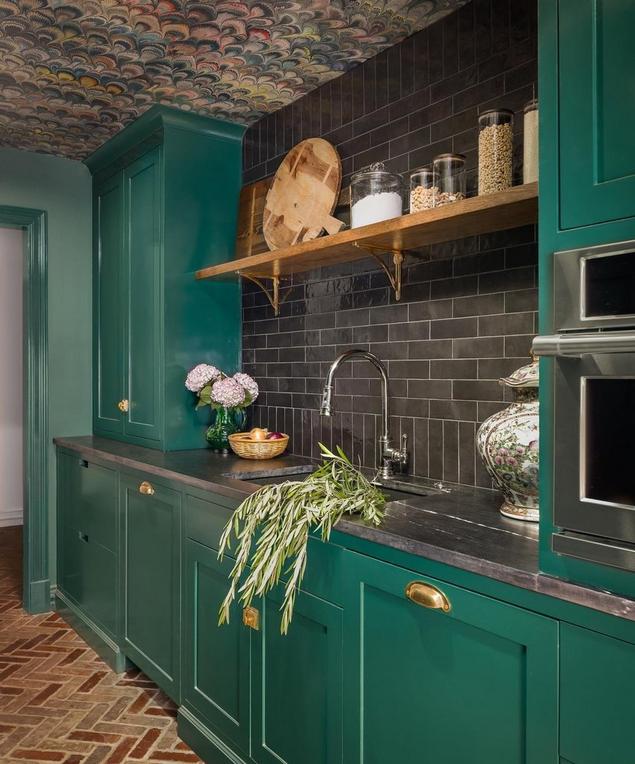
343,551,558,764
183,539,251,759
252,588,343,764
56,452,119,639
121,473,181,700
93,173,124,435
558,0,635,230
123,148,163,444
560,623,635,764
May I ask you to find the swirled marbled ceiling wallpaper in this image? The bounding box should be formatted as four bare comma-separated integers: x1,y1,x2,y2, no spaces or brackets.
0,0,467,159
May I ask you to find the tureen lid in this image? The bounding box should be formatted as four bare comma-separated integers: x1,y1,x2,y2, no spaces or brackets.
500,359,539,388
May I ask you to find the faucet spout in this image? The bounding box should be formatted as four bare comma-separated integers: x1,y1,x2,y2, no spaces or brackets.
319,349,408,479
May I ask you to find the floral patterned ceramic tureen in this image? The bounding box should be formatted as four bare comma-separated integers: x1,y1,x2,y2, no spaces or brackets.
477,359,539,522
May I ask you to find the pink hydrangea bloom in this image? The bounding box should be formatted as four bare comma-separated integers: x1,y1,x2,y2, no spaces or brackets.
211,377,246,407
233,372,259,402
185,363,220,392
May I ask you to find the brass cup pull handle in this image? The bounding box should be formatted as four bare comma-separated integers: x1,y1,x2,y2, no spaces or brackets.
243,606,260,630
405,581,451,612
138,481,155,496
118,399,129,413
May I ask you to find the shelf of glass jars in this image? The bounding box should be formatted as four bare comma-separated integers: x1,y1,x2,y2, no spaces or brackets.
195,182,537,315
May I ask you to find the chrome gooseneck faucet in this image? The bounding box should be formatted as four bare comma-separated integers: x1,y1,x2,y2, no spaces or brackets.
320,349,408,480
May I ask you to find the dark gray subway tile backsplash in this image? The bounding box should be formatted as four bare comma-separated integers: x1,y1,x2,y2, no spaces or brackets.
241,0,537,490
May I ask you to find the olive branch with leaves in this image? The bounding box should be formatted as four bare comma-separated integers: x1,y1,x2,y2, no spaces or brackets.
218,443,386,634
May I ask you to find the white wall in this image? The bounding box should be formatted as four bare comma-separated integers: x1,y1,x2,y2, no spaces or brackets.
0,227,23,527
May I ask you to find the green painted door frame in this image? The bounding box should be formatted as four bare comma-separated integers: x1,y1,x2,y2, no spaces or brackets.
0,205,49,613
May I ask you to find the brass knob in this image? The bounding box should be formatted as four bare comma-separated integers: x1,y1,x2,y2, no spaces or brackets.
243,606,260,630
405,581,451,612
138,481,155,496
117,399,129,413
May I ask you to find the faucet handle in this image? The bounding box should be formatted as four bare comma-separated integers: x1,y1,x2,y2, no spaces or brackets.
399,432,409,464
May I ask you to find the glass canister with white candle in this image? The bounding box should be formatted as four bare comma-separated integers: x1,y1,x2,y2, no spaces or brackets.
350,163,403,228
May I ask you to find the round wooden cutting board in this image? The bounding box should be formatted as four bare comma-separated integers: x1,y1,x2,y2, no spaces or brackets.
263,138,344,250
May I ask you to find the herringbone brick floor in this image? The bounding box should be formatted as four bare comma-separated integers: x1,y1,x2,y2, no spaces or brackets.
0,527,202,764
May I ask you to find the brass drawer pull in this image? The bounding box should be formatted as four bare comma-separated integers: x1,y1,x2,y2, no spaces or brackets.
117,399,129,412
405,581,451,612
139,481,155,496
243,606,260,630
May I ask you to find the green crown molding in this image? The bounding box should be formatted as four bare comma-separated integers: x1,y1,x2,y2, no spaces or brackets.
85,105,247,175
0,205,49,613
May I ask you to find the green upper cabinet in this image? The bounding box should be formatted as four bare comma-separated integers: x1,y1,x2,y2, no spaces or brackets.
87,106,245,451
343,551,558,764
93,173,124,436
557,0,635,231
122,148,163,444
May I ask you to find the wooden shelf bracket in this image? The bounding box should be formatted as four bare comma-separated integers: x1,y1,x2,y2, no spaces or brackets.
239,273,292,316
353,242,405,301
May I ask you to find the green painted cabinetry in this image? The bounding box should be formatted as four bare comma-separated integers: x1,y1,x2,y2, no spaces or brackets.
121,472,181,701
560,624,635,764
538,0,635,596
557,0,635,231
183,538,251,759
88,106,245,451
56,450,121,667
343,550,558,764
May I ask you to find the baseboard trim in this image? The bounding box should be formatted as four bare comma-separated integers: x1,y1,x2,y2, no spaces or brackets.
55,590,127,673
178,707,247,764
0,508,23,527
26,578,51,614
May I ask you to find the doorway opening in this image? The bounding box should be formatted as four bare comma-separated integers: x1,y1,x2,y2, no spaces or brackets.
0,207,49,613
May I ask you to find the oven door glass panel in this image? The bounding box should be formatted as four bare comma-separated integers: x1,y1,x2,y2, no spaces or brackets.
582,251,635,320
582,377,635,508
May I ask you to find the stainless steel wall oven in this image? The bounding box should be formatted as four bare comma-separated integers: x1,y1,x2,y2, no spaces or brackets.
534,240,635,572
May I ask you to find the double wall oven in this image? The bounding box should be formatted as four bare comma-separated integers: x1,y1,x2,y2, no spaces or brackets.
534,240,635,571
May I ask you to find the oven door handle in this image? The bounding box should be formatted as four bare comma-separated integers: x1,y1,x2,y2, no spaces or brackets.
532,330,635,357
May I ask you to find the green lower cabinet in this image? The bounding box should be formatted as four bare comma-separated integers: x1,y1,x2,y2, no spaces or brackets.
252,587,343,764
57,452,119,640
121,473,181,701
560,623,635,764
182,539,251,759
343,551,558,764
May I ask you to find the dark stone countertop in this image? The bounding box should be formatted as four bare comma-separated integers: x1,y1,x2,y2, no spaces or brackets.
54,435,635,622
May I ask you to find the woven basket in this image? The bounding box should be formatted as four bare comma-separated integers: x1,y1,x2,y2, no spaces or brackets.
228,433,289,460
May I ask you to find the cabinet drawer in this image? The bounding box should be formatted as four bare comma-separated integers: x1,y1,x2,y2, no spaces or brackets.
561,624,635,764
184,490,238,551
76,459,118,553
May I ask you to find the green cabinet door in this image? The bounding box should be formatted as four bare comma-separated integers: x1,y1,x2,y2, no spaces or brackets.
123,148,163,444
121,473,180,700
93,172,124,436
182,539,251,759
252,587,343,764
561,623,635,764
343,551,558,764
57,452,119,639
558,0,635,230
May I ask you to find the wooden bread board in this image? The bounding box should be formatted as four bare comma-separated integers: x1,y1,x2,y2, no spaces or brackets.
262,138,344,250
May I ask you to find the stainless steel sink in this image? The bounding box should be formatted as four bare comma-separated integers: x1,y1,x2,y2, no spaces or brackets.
230,468,450,503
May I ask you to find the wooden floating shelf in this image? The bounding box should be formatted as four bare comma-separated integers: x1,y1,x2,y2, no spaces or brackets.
196,182,537,314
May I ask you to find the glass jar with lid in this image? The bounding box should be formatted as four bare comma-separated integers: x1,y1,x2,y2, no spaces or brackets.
522,99,538,184
350,162,403,228
478,108,514,195
409,166,435,213
432,153,466,205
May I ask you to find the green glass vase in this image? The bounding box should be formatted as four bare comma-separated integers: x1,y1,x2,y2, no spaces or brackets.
206,407,247,452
